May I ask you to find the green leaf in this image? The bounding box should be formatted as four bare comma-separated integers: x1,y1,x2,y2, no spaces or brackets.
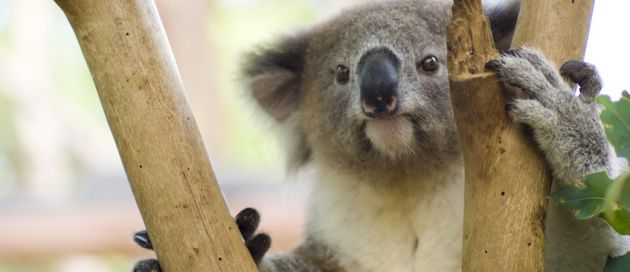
551,172,612,220
597,92,630,160
603,207,630,234
605,251,630,272
618,173,630,210
603,173,630,234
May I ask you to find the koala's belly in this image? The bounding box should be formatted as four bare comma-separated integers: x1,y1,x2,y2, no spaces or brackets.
309,169,465,272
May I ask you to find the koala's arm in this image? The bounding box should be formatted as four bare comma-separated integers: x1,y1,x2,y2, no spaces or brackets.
259,237,347,272
488,49,630,272
486,49,612,184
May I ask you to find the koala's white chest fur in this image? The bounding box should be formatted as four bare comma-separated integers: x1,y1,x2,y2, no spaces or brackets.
309,164,465,272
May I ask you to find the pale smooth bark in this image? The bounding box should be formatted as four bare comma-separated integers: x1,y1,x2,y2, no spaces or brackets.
54,0,257,271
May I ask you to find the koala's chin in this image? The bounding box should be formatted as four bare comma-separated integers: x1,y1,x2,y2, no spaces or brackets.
364,116,416,159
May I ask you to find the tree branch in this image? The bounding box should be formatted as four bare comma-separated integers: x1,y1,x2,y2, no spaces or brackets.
448,0,595,270
447,0,550,270
54,0,257,271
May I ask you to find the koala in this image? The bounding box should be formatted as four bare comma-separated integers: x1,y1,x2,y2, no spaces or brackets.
133,0,630,271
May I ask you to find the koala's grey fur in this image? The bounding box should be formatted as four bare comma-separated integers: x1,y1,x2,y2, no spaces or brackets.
241,0,630,271
488,50,611,184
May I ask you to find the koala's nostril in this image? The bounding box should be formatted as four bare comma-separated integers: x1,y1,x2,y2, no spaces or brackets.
362,96,397,118
358,48,400,118
383,96,396,112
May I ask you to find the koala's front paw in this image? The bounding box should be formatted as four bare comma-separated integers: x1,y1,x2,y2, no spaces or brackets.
133,259,161,272
131,208,271,271
485,48,610,184
235,208,272,263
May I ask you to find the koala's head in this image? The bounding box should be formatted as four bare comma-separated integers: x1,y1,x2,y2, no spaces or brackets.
242,0,517,180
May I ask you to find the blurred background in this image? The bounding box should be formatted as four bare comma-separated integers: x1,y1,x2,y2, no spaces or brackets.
0,0,627,271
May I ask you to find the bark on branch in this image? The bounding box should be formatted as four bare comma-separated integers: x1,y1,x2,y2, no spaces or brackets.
448,5,550,268
448,0,594,271
511,0,595,67
54,0,257,271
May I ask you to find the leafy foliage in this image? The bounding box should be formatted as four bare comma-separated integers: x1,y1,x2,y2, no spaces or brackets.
551,172,610,220
550,171,630,234
602,173,630,233
598,92,630,160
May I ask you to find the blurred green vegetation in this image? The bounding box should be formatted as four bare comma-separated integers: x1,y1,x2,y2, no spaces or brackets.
0,1,9,44
0,92,19,195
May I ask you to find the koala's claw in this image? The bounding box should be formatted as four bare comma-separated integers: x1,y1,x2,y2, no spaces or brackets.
246,232,272,263
236,208,272,264
236,207,261,240
133,230,153,250
560,60,602,103
560,60,594,84
133,259,161,272
485,59,502,72
132,208,271,271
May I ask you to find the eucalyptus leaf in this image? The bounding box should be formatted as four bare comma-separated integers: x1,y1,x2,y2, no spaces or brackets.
602,173,630,234
598,92,630,160
605,251,630,272
602,207,630,235
619,174,630,210
551,172,612,220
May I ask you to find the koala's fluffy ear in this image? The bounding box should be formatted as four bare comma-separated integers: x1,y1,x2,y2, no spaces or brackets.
485,0,521,51
241,32,313,170
241,32,311,122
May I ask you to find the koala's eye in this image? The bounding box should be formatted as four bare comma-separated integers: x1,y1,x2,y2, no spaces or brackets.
336,65,350,84
418,55,439,73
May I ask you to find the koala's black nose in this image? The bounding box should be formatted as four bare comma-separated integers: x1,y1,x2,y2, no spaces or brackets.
358,48,400,118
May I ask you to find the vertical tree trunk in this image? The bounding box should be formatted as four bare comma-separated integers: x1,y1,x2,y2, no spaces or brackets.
448,0,594,271
447,0,549,271
511,0,594,67
53,0,257,271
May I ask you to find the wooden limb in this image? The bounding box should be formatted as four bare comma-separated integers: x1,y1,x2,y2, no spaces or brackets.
450,76,549,272
511,0,595,67
447,0,550,271
53,1,257,271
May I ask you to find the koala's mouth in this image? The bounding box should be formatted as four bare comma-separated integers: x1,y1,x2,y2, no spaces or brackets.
363,115,415,158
